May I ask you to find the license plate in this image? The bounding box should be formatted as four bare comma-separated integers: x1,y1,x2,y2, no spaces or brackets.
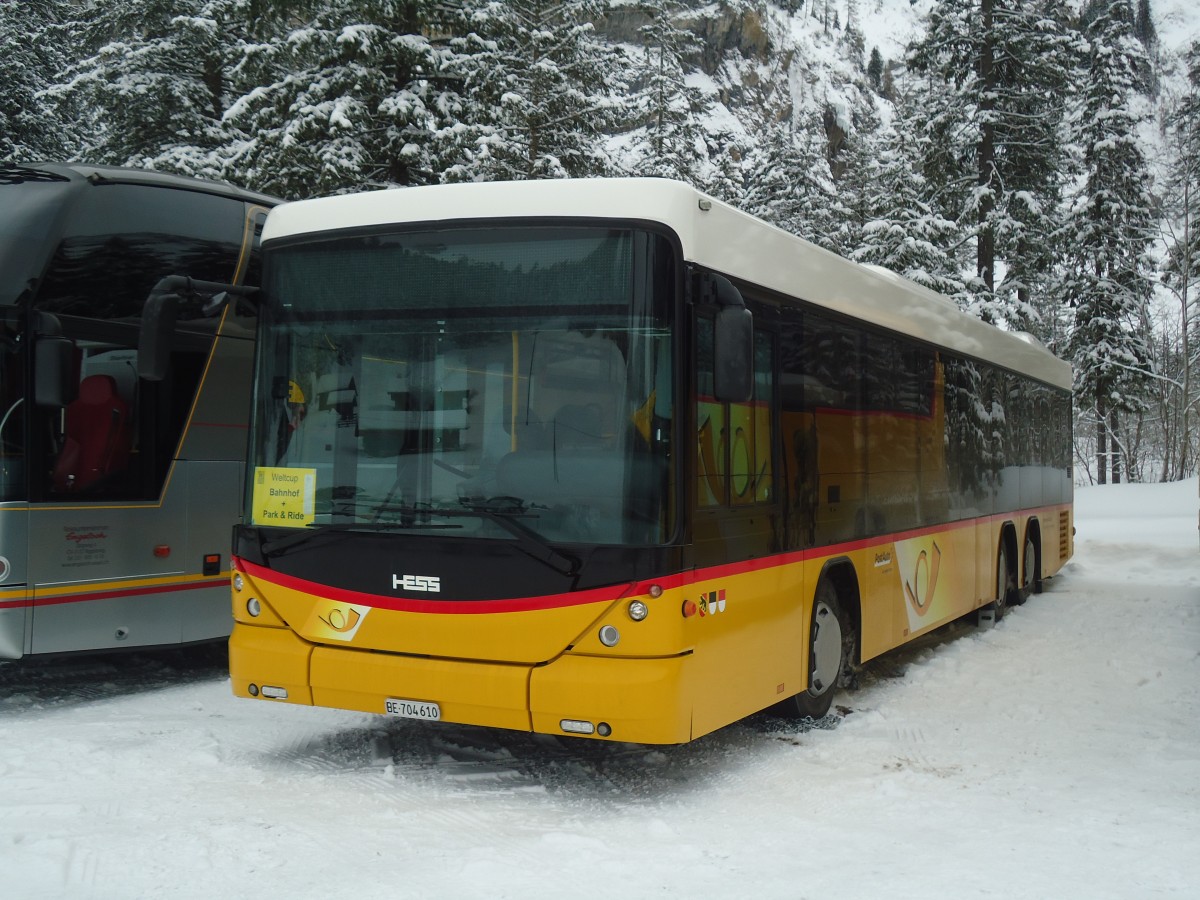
385,697,441,721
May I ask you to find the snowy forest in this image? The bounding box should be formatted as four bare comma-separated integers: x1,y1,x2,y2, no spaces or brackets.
3,0,1199,486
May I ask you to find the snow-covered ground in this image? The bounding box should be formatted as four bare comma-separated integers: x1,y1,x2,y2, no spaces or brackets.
3,480,1198,900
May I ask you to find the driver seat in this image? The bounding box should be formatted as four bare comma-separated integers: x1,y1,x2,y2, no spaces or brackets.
52,374,133,491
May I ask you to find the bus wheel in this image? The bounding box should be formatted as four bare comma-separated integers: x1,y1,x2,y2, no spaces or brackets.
978,541,1014,624
1016,529,1037,604
775,581,848,720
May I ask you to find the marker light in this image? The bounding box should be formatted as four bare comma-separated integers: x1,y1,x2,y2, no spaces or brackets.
233,574,244,592
560,719,596,735
246,597,262,618
248,683,260,696
599,625,620,647
597,723,612,737
628,600,649,621
648,584,664,598
682,599,698,618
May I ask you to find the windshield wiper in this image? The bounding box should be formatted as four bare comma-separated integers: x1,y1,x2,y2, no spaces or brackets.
259,519,460,558
447,498,580,577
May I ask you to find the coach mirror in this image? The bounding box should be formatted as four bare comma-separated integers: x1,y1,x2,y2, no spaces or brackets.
33,313,76,409
706,274,753,403
137,287,178,383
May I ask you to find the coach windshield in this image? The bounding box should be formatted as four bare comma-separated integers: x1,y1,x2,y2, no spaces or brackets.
250,225,676,546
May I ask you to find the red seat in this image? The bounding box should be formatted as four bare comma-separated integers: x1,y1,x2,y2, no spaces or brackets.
52,374,132,491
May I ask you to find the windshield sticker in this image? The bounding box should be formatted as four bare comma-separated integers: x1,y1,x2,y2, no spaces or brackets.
252,467,316,527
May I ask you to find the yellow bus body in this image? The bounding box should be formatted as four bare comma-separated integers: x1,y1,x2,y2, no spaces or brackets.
230,502,1071,745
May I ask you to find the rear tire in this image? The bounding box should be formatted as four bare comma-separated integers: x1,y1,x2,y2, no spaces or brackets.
774,581,850,719
978,540,1015,623
1017,529,1038,603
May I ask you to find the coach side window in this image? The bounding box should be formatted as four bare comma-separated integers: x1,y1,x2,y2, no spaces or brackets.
33,184,245,501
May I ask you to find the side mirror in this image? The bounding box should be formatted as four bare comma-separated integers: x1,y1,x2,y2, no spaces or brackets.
34,333,77,408
138,289,178,382
137,276,259,382
701,273,753,404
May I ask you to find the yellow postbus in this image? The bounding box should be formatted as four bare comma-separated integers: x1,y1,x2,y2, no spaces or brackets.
227,179,1072,743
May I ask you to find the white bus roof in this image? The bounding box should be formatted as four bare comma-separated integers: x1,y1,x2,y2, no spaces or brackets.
263,178,1073,391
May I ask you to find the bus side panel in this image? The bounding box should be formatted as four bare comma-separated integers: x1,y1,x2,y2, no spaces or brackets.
180,458,243,643
686,559,806,738
0,505,30,659
28,497,190,655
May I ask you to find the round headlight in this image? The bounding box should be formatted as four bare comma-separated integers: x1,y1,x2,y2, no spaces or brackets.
598,625,620,647
247,597,262,618
628,600,649,621
233,574,244,592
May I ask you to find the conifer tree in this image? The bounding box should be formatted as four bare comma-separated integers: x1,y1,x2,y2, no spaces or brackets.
628,0,710,184
907,1,1076,329
1061,0,1155,484
1158,39,1200,478
438,0,626,182
0,0,80,161
48,0,264,176
223,0,451,196
743,108,845,254
840,103,964,300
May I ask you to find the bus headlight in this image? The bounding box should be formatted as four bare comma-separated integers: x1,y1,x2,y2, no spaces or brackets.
628,600,649,621
598,625,620,647
246,597,261,618
233,574,244,592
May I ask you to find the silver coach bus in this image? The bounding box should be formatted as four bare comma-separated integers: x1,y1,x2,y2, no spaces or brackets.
0,163,276,659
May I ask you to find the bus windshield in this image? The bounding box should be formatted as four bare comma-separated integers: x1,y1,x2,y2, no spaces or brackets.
252,225,676,546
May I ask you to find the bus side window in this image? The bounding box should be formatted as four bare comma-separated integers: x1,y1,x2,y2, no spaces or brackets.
34,184,246,501
696,315,774,509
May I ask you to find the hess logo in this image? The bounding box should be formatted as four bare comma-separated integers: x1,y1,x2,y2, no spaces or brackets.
393,574,441,593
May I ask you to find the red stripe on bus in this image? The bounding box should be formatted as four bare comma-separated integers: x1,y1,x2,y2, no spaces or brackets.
236,503,1066,614
0,579,225,610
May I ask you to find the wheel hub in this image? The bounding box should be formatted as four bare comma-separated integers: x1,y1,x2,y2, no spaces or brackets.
810,601,843,694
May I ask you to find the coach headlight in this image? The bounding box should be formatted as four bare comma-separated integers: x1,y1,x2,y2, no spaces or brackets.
628,600,649,621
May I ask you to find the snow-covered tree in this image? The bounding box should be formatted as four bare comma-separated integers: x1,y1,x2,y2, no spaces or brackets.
840,103,965,300
0,0,80,161
744,107,845,254
438,0,627,182
223,0,453,196
47,0,266,176
907,1,1077,330
1061,0,1155,484
1157,39,1200,479
626,0,710,184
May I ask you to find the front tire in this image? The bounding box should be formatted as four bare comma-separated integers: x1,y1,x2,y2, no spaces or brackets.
775,581,850,719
